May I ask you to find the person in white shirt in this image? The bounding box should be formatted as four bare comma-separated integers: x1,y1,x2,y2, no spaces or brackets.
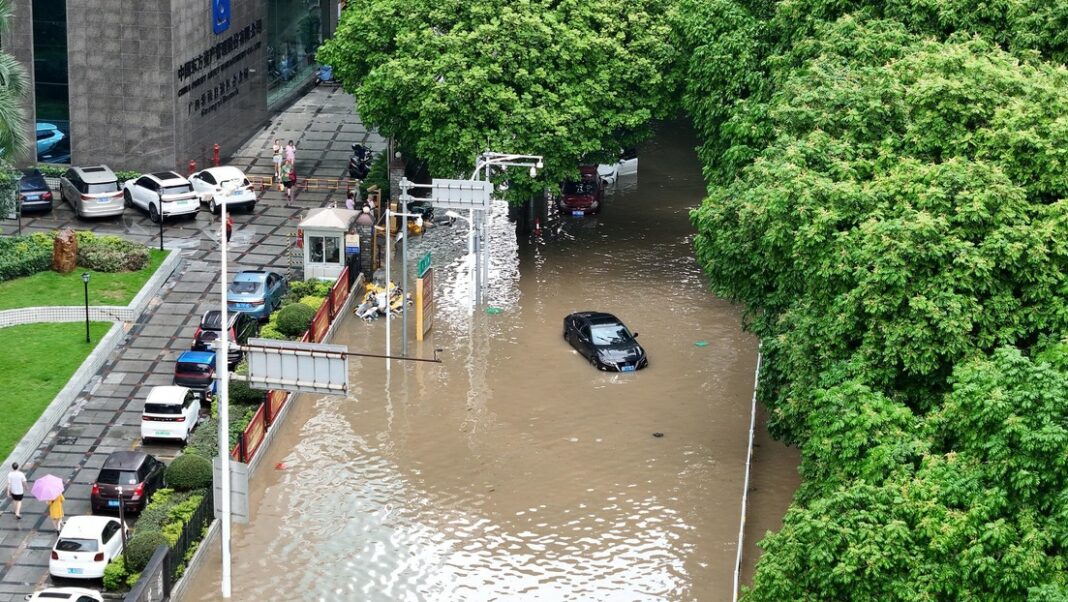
5,462,28,519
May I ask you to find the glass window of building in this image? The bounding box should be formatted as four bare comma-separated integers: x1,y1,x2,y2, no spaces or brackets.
266,0,325,106
32,0,70,163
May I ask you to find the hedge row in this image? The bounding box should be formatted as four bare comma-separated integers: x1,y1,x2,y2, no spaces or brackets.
0,233,52,282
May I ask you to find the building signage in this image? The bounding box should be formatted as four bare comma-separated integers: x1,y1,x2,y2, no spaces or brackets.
212,0,231,34
178,19,262,116
417,251,431,278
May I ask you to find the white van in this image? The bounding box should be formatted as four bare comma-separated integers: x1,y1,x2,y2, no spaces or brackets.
140,386,201,443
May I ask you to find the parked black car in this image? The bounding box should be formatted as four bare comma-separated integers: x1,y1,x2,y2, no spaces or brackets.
563,311,648,372
192,310,259,366
17,168,53,213
90,451,166,513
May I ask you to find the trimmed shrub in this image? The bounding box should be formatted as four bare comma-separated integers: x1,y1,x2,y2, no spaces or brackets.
299,295,325,310
230,362,266,405
103,556,128,591
0,233,53,282
165,454,212,491
276,302,315,337
186,416,219,458
76,231,149,272
125,530,169,571
258,322,286,340
288,279,333,300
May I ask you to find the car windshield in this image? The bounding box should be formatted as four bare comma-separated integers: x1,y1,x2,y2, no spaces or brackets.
161,184,192,195
87,182,119,194
229,281,262,295
56,538,98,552
144,403,181,415
590,323,632,346
563,181,596,195
97,469,139,485
177,362,212,374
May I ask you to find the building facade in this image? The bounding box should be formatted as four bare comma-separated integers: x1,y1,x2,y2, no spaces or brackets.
6,0,339,171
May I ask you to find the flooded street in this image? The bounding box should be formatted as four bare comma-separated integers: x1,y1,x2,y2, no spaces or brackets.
184,123,799,601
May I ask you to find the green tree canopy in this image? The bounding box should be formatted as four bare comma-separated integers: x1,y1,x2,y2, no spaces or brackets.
319,0,677,196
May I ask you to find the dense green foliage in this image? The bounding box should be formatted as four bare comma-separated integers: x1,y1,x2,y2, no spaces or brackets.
673,0,1068,599
164,454,212,491
275,302,316,337
319,0,678,198
125,531,169,572
0,233,52,282
76,231,150,272
0,0,29,159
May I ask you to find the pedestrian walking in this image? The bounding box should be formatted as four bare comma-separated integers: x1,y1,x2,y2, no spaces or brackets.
345,190,356,211
280,160,292,193
225,213,233,242
47,493,64,531
272,139,283,179
285,139,296,164
284,162,297,202
5,462,28,519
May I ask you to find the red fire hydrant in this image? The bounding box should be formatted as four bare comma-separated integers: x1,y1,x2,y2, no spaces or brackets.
187,159,196,175
212,143,221,167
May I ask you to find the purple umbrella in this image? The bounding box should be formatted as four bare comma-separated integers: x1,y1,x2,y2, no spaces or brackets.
31,474,64,501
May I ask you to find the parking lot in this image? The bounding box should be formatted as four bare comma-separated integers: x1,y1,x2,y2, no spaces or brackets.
0,87,385,600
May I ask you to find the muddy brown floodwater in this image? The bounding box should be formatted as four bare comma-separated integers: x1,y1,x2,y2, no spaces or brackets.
183,122,799,602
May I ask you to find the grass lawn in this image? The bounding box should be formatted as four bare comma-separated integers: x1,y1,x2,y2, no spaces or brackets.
0,249,168,310
0,321,112,461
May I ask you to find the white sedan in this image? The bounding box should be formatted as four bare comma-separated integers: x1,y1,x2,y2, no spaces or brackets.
189,166,258,213
122,171,200,222
26,587,103,602
50,516,126,579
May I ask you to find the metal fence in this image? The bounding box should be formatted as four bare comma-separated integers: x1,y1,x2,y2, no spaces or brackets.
125,487,215,602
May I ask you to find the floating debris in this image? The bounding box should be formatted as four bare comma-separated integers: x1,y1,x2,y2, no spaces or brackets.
486,307,503,315
694,341,709,347
652,432,664,438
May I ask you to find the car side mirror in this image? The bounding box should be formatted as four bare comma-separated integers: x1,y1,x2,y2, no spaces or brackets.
633,332,639,338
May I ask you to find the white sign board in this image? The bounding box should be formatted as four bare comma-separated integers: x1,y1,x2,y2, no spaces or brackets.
427,179,492,211
213,457,249,523
245,338,349,394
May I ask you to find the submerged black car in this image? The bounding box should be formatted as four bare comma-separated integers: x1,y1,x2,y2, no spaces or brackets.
563,311,648,372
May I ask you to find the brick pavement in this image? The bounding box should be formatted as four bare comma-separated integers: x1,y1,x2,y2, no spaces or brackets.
0,87,384,600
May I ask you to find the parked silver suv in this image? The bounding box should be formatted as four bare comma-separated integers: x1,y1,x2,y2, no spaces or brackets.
60,165,124,218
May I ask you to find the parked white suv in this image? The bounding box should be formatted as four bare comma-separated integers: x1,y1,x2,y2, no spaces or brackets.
122,171,200,222
140,385,201,443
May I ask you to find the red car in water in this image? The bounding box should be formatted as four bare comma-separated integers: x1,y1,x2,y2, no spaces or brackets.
559,165,603,216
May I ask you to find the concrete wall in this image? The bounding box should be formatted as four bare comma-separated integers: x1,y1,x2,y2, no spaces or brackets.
65,0,177,171
172,0,268,171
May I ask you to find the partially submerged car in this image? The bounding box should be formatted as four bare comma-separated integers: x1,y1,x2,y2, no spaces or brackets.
563,311,648,372
559,165,603,216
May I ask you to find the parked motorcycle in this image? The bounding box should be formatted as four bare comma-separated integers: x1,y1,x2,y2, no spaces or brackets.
349,144,373,180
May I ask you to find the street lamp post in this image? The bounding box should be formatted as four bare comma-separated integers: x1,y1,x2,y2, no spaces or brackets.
116,485,129,560
81,272,90,343
158,210,164,252
469,152,543,304
384,205,424,370
217,186,235,598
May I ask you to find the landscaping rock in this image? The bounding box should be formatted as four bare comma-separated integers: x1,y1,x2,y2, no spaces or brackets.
52,227,78,273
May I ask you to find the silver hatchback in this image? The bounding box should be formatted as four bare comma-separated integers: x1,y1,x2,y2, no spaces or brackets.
60,165,124,218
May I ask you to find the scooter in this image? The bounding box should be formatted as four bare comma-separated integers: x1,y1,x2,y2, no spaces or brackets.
349,144,373,180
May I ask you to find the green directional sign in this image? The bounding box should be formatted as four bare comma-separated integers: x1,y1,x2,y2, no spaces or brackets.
417,252,432,277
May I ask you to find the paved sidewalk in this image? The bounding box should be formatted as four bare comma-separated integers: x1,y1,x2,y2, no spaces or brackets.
0,87,384,601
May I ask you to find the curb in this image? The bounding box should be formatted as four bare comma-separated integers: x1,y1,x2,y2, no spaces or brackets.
0,250,185,472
